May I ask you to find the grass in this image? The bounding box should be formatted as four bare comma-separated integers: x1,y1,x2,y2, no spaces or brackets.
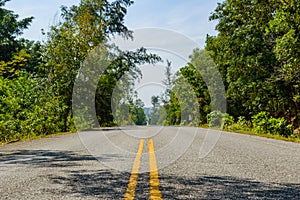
0,131,76,146
1,124,299,146
200,124,300,143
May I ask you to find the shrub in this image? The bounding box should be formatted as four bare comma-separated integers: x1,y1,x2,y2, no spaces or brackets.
252,112,269,134
223,113,235,129
0,73,65,143
224,116,252,131
207,110,225,128
252,111,293,136
237,116,251,128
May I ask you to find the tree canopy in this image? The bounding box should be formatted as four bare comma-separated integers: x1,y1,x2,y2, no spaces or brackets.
205,0,299,132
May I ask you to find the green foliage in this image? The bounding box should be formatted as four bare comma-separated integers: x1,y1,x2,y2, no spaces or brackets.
149,96,161,125
161,60,173,104
0,1,63,143
206,0,280,119
166,92,181,125
252,111,269,134
0,0,39,78
130,106,147,126
252,112,293,136
225,116,251,132
44,0,136,130
0,73,65,143
207,111,235,129
237,116,251,130
158,49,215,127
267,0,300,127
179,49,212,124
1,0,299,143
0,0,33,61
45,0,160,129
0,49,30,78
205,0,299,135
207,110,225,128
223,113,234,129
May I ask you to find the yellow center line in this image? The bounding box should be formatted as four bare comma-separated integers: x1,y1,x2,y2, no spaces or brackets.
124,139,144,200
148,139,163,200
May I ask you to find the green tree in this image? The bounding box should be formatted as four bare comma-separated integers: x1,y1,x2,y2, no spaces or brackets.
151,96,160,108
167,92,181,125
179,49,215,124
149,96,161,125
0,0,33,61
206,0,284,119
45,0,160,129
0,0,66,143
164,49,218,125
0,0,37,78
129,99,147,125
267,0,300,128
0,73,65,143
205,0,299,134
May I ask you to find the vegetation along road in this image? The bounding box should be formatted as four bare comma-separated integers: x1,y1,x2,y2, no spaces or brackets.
1,126,299,199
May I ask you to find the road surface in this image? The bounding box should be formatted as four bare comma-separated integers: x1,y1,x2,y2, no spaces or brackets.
0,126,299,199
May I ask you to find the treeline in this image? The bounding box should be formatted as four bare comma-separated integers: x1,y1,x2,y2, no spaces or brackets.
0,0,159,143
150,0,299,138
1,0,299,143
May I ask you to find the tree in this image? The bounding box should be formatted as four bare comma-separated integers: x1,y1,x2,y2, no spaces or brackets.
0,0,33,61
96,47,160,126
151,96,160,108
161,60,173,104
206,0,283,119
167,92,181,125
149,96,160,125
45,0,160,129
0,0,36,78
267,0,300,127
0,72,65,142
205,0,299,133
129,99,147,125
0,0,67,143
180,49,218,123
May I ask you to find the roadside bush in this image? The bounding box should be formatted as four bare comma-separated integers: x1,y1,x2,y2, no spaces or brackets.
234,116,252,131
0,73,65,143
252,112,293,136
223,113,235,129
252,111,269,134
224,116,252,131
237,116,251,128
207,110,226,127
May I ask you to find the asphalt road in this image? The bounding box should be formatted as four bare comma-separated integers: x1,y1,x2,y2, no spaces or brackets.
0,126,299,199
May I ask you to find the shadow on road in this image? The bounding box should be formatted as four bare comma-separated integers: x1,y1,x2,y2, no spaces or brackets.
44,170,300,199
1,150,299,199
160,175,300,199
46,170,151,199
0,150,117,168
49,170,130,199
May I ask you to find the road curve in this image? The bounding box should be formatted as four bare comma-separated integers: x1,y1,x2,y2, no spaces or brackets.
0,126,299,199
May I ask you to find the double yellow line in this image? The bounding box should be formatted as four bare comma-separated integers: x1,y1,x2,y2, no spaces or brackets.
124,139,162,200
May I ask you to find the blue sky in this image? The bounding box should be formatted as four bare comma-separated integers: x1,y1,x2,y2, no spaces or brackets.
5,0,221,48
